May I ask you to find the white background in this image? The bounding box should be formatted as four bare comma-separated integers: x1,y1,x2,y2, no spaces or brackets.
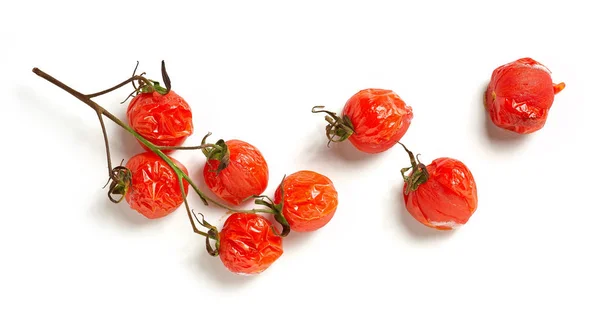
2,1,599,323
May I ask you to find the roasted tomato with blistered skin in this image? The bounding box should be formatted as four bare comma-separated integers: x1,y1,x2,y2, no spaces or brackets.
485,57,565,134
203,139,269,205
127,90,193,151
399,144,477,230
218,213,283,275
313,88,413,154
273,170,338,232
124,152,189,219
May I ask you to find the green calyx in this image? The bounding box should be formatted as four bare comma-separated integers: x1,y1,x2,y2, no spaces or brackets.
140,80,169,95
398,142,429,194
201,132,230,174
206,228,220,257
139,60,172,95
107,165,132,203
253,175,290,237
192,211,220,256
311,106,355,146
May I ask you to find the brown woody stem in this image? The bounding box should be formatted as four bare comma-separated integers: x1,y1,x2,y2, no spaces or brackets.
96,110,114,179
86,76,146,98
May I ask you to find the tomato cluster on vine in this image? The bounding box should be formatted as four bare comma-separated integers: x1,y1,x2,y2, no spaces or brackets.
112,62,339,275
33,55,565,277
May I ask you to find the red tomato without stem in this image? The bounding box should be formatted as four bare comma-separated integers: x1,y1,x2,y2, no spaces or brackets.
218,213,283,275
400,145,477,230
203,140,269,205
127,90,193,151
273,170,338,232
485,57,565,134
314,88,413,154
124,152,189,219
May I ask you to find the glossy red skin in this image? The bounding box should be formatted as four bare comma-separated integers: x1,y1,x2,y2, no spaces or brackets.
343,88,413,153
485,58,565,134
273,170,338,232
403,158,477,230
124,152,189,219
219,213,283,275
127,90,193,151
203,140,269,205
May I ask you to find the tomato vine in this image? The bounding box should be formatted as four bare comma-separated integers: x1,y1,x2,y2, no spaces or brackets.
32,63,289,256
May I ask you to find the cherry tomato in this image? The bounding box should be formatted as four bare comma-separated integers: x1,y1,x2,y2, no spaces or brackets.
485,57,565,134
124,152,189,219
218,213,283,275
273,170,338,232
399,144,477,230
203,140,269,205
127,90,193,150
314,88,413,153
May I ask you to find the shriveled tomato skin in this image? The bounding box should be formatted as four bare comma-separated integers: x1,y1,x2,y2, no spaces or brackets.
127,91,193,150
273,170,338,232
343,88,413,154
124,152,189,219
485,58,565,134
219,213,283,275
403,158,477,230
203,140,269,205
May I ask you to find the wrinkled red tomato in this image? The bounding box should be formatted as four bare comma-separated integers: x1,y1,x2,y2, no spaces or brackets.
399,144,477,230
485,57,565,134
218,213,283,275
273,170,338,232
314,88,413,153
203,140,269,205
127,90,193,150
124,152,189,219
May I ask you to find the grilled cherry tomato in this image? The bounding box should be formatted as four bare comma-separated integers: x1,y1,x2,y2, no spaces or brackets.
485,57,565,134
127,89,193,151
273,170,338,232
399,144,477,230
202,138,269,205
218,213,283,275
313,88,413,153
124,152,189,219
